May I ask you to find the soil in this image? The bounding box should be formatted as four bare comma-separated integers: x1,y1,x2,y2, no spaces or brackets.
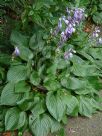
65,112,102,136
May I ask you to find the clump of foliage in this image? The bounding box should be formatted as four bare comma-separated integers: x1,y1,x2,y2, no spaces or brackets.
79,0,102,24
89,0,102,24
0,0,102,136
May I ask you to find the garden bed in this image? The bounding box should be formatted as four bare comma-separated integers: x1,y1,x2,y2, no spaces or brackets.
0,1,102,136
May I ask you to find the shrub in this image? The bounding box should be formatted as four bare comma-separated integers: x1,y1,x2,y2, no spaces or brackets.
0,0,102,136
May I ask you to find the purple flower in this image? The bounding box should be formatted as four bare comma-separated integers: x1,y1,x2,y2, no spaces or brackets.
95,27,100,33
64,52,73,59
61,31,67,42
99,38,102,44
92,27,100,38
52,7,85,47
62,16,69,25
92,26,100,38
53,18,62,36
64,48,76,60
14,47,20,56
66,24,75,34
60,24,75,44
92,32,99,38
73,8,84,23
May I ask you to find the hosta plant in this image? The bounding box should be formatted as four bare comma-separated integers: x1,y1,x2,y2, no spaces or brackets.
0,1,102,136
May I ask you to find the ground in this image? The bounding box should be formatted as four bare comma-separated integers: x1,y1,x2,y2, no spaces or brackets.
65,112,102,136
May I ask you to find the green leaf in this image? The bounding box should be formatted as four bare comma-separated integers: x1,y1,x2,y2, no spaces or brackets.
7,65,27,82
29,34,36,49
50,118,62,133
35,2,44,10
0,67,5,80
93,12,102,24
32,14,43,27
57,58,69,69
5,107,19,130
61,115,68,125
17,93,34,111
90,98,102,111
29,114,50,136
79,96,93,117
75,87,97,95
87,77,102,90
0,54,11,65
78,51,94,62
15,81,31,93
99,4,102,10
5,107,26,130
71,64,99,77
18,46,33,61
0,121,4,126
0,128,4,133
61,77,86,90
17,111,27,129
91,5,97,15
1,83,22,106
10,31,29,47
17,99,33,111
29,113,61,136
79,0,90,7
46,91,66,121
64,94,79,116
31,100,46,117
88,48,102,60
29,33,45,51
71,55,85,64
30,71,41,86
42,46,52,59
47,63,57,75
44,78,61,91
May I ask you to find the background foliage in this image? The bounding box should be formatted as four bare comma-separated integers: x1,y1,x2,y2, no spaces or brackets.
0,0,102,136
